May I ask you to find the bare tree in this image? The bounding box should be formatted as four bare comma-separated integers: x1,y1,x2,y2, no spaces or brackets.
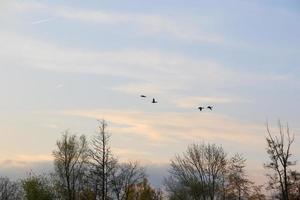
0,177,23,200
111,161,146,200
89,120,116,200
265,121,295,200
53,131,89,200
165,143,227,200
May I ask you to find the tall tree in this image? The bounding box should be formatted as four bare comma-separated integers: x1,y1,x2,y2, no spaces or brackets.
53,132,89,200
265,121,295,200
89,120,116,200
165,143,227,200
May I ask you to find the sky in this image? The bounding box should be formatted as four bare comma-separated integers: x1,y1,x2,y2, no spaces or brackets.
0,0,300,187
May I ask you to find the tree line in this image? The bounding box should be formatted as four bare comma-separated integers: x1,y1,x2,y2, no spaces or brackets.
0,120,300,199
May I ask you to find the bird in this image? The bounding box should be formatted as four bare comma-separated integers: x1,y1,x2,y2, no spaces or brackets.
207,106,213,110
152,98,158,103
140,95,146,98
198,106,204,111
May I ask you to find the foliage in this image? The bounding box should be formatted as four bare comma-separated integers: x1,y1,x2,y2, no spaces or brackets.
22,174,54,200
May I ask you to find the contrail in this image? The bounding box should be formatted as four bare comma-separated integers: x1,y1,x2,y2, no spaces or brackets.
31,17,56,25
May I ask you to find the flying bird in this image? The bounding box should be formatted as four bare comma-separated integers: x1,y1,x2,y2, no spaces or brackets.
140,95,146,98
198,106,204,111
207,106,213,110
152,98,158,103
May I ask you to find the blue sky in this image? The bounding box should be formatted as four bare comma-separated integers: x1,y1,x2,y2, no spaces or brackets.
0,0,300,186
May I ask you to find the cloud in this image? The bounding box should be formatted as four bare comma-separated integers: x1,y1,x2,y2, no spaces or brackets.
173,96,251,109
111,82,183,96
0,30,229,93
0,24,292,97
11,1,223,44
146,163,169,188
56,8,223,44
0,155,167,187
112,147,153,163
46,109,271,186
0,160,53,180
9,1,45,12
58,109,266,147
0,154,53,168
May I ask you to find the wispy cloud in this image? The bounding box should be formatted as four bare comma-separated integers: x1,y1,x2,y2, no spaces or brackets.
57,8,223,44
58,109,265,146
2,30,290,92
48,108,269,170
12,1,223,44
173,96,251,108
0,154,52,168
0,30,227,91
0,28,293,119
